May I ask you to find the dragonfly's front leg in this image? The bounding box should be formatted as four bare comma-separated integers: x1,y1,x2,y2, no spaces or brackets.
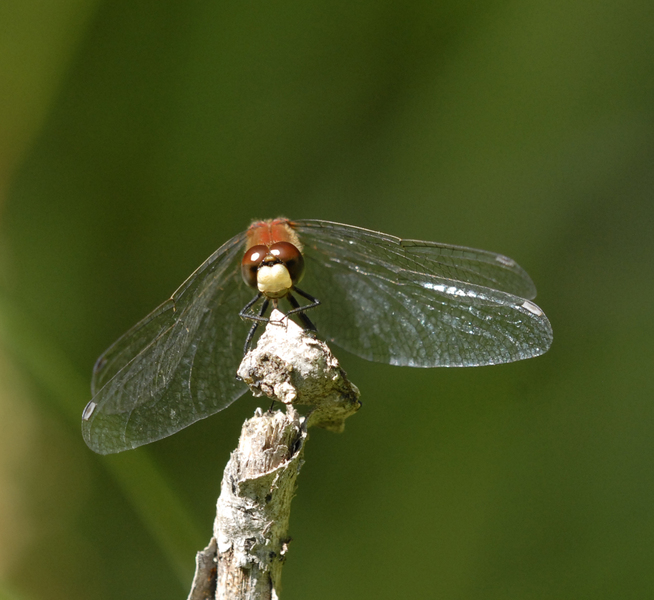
285,288,320,332
240,293,270,355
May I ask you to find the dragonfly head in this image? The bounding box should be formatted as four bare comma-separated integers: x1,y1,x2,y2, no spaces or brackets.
241,241,305,298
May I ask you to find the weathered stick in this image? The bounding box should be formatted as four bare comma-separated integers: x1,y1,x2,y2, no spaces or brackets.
187,310,360,600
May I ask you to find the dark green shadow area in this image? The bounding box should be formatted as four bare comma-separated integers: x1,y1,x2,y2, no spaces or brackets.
2,0,654,598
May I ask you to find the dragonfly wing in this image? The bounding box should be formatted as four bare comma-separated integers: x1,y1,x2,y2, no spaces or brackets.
293,219,538,299
400,239,537,299
83,231,251,454
292,220,552,366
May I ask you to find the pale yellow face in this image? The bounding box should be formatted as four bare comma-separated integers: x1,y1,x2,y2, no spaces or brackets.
257,263,292,297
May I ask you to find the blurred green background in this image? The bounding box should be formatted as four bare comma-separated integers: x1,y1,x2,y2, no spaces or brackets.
1,0,653,598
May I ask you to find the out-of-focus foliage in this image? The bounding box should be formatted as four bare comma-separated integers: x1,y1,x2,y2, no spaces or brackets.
1,0,653,598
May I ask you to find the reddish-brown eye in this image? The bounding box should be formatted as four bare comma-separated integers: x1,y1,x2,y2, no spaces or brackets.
270,242,304,283
241,244,268,288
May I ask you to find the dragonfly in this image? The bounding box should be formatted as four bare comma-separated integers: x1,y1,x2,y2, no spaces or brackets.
82,218,552,454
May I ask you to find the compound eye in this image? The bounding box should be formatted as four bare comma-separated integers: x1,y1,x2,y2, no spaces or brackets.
270,242,304,284
241,244,268,288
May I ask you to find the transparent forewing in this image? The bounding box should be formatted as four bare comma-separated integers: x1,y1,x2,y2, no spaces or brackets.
83,231,251,454
400,239,537,299
293,220,538,298
292,220,552,366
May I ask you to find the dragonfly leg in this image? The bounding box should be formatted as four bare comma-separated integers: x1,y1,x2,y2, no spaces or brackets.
239,292,266,322
242,297,270,355
286,288,320,332
293,286,321,309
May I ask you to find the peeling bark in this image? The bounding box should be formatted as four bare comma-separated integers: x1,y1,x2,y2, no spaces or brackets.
188,310,360,600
